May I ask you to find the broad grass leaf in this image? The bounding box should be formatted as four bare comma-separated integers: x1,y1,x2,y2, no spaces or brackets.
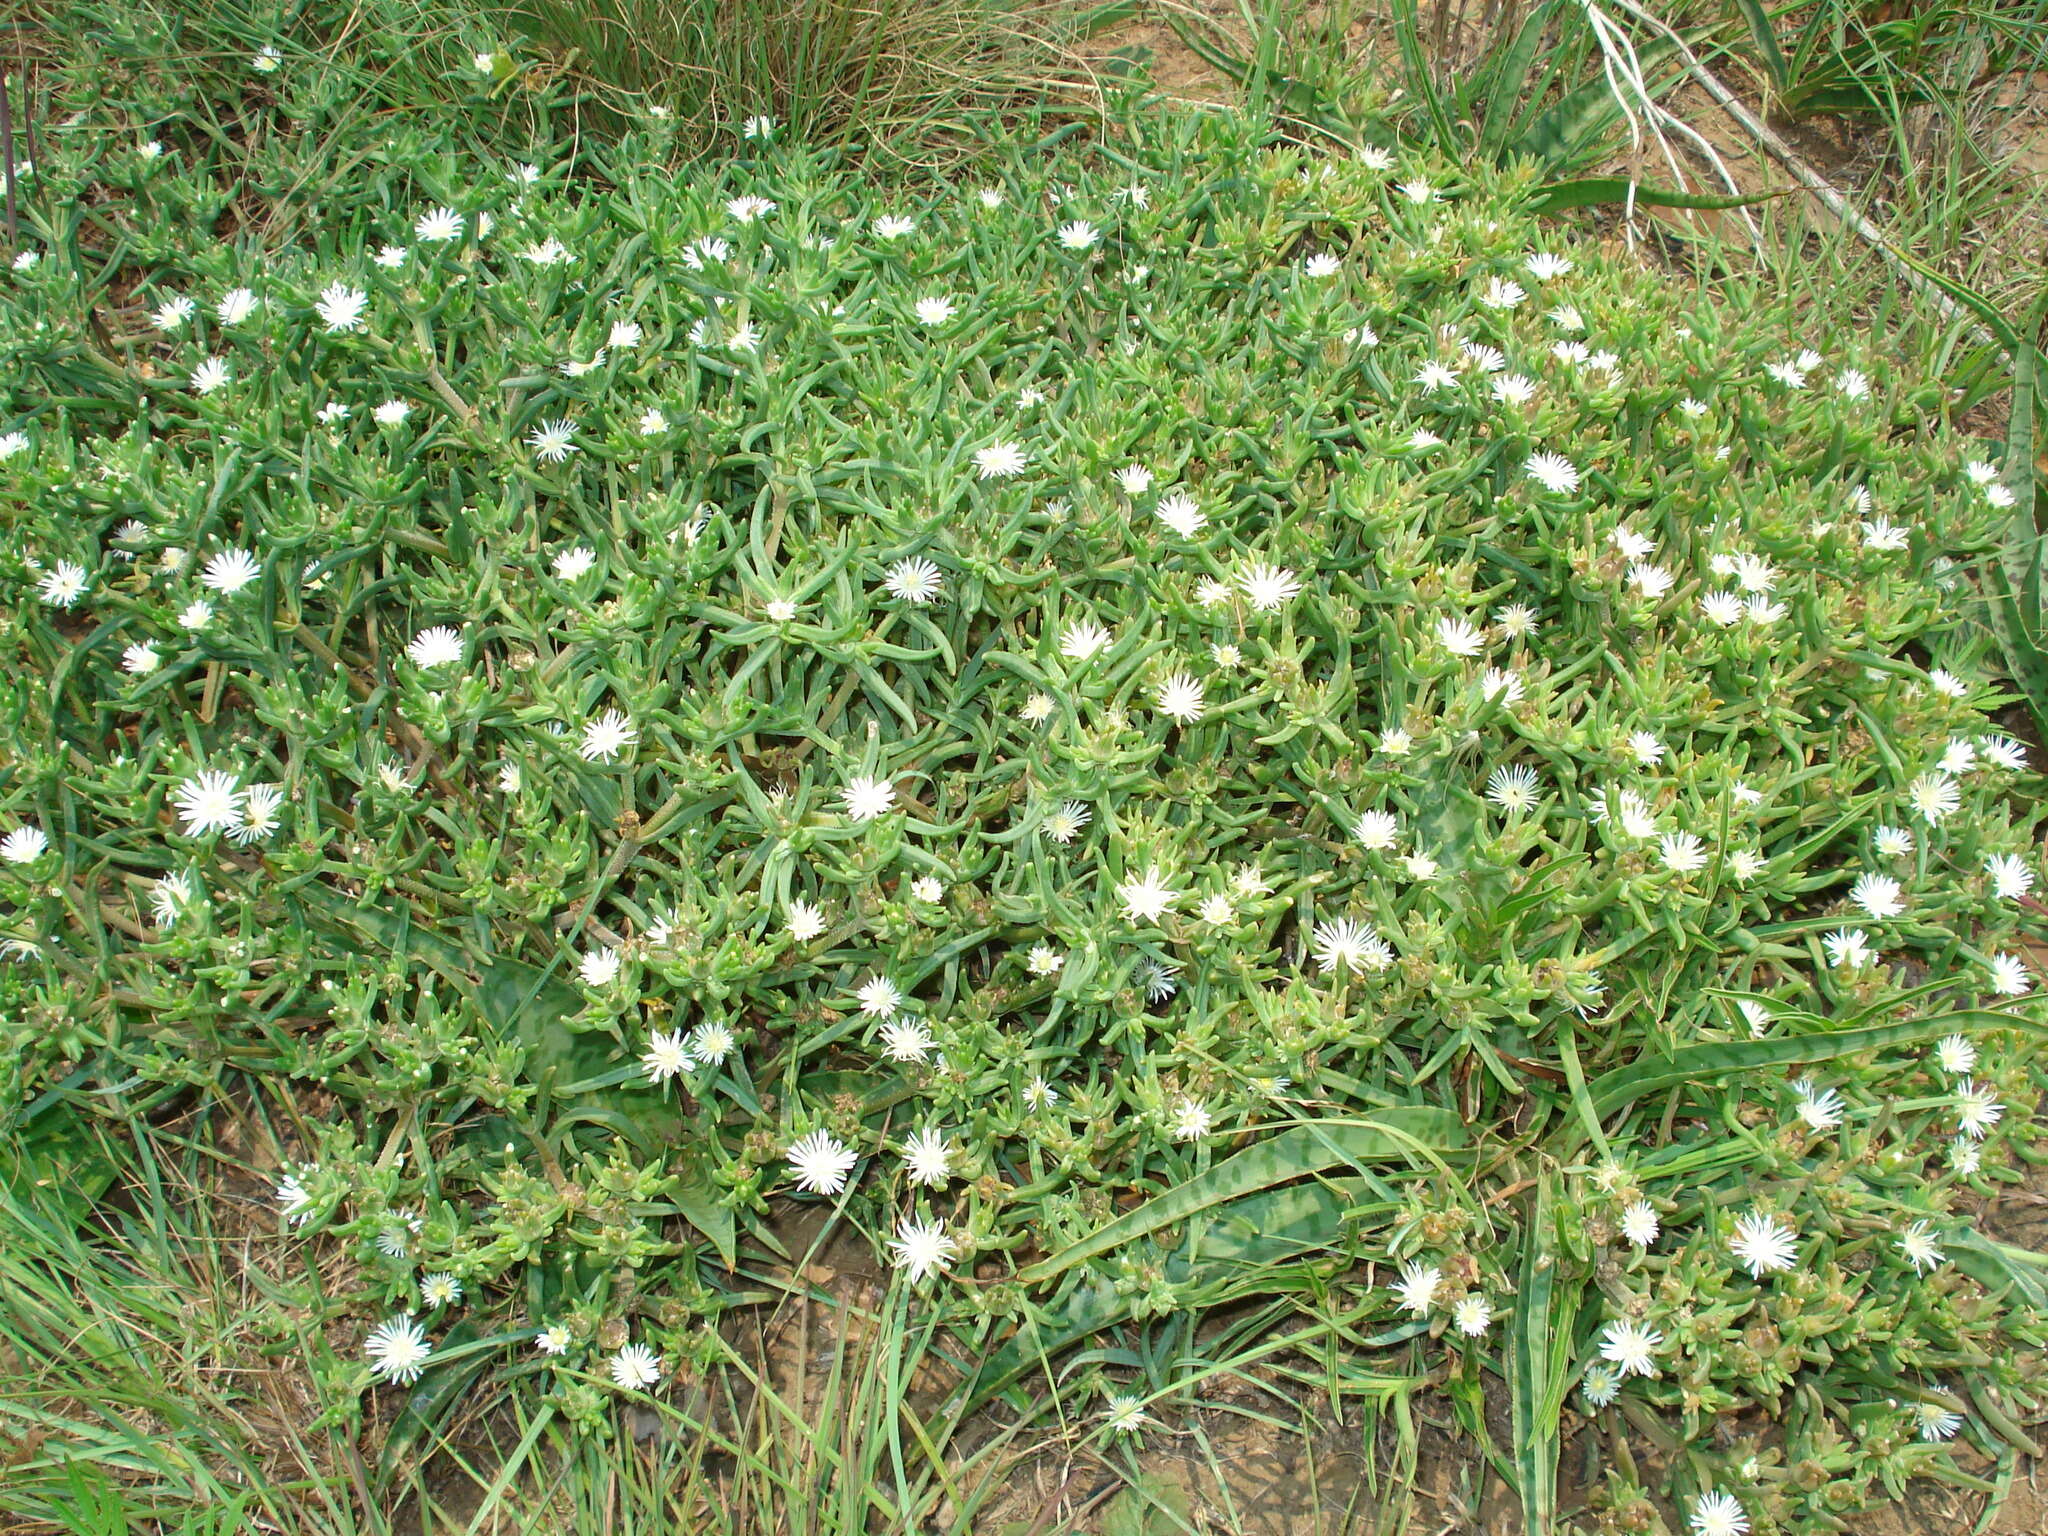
1586,1004,2043,1121
1016,1107,1465,1285
1507,1171,1582,1536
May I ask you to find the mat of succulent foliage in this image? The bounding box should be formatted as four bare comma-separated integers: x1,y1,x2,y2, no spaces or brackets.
6,89,2046,1534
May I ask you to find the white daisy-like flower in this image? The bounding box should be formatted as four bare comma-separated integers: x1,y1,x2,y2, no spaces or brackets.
687,1022,734,1065
201,548,262,594
578,946,621,987
407,626,464,668
528,419,578,464
414,206,463,242
1700,592,1744,627
914,295,955,326
173,770,245,837
1104,1394,1149,1435
0,825,48,864
1956,1078,2003,1141
1988,952,2031,996
1061,620,1113,661
1822,928,1873,969
637,407,666,436
884,556,944,604
909,875,945,903
1303,252,1342,278
1056,220,1099,250
1908,772,1961,824
578,709,637,762
1986,853,2034,900
151,870,197,926
879,1017,936,1063
1117,866,1181,925
419,1272,462,1307
1935,1034,1977,1074
1628,562,1674,599
373,400,410,426
1982,735,2027,771
1688,1491,1749,1536
365,1317,434,1385
1196,892,1235,926
1658,832,1709,874
1451,1294,1494,1335
1850,871,1904,919
1042,800,1092,843
1941,738,1977,775
1194,577,1233,606
1237,563,1301,611
974,441,1028,479
1896,1220,1945,1274
1436,616,1484,657
552,546,597,581
1491,374,1536,406
1479,276,1526,309
900,1127,954,1186
151,295,195,330
856,975,903,1018
1915,1402,1964,1442
1354,810,1399,850
1580,1363,1621,1407
1115,464,1154,497
786,1129,859,1195
1311,917,1390,976
1525,252,1572,280
872,214,916,239
315,282,368,332
1153,672,1204,723
1874,825,1914,858
1170,1098,1213,1140
641,1029,696,1085
1611,527,1655,560
1792,1079,1845,1131
275,1170,315,1223
726,195,776,223
1730,1210,1798,1277
1620,1200,1659,1247
1598,1318,1663,1377
190,356,231,394
232,783,284,845
608,1343,664,1391
1414,361,1460,392
1493,603,1538,639
1524,451,1580,495
841,775,896,821
1154,490,1206,537
37,561,88,607
888,1216,959,1282
1392,1262,1440,1316
1486,765,1542,813
534,1324,572,1356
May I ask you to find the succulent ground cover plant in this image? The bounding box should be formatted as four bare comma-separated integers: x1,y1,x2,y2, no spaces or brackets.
3,38,2047,1534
